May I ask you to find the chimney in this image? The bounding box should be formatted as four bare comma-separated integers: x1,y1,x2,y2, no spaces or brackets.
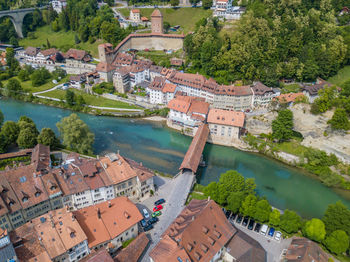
117,150,120,155
97,208,101,219
108,201,112,208
140,162,143,166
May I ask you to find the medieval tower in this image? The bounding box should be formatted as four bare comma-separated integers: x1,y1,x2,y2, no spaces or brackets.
151,9,163,34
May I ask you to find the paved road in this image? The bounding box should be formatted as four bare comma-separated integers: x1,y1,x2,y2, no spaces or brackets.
138,171,195,262
230,218,292,262
32,83,63,95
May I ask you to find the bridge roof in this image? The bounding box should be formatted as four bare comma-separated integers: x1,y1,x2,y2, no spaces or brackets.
180,123,209,173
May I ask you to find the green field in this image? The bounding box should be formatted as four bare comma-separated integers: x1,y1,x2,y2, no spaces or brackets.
119,8,212,33
3,76,69,93
137,49,183,65
328,65,350,86
19,26,103,58
43,89,140,109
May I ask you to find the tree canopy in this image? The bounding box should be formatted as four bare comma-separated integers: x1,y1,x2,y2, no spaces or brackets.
272,109,294,142
303,218,326,242
324,230,349,255
56,113,95,155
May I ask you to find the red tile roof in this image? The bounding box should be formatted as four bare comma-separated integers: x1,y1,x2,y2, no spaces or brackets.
96,62,116,73
207,109,245,128
64,49,91,62
114,232,150,262
215,85,253,96
73,197,143,249
131,9,140,13
151,199,236,262
285,237,328,262
151,9,162,17
162,83,177,93
167,97,191,114
81,249,114,262
0,149,32,160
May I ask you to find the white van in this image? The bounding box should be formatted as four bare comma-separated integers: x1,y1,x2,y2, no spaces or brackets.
143,208,149,219
260,224,268,235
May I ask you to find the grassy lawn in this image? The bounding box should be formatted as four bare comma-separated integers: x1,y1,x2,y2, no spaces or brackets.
137,49,183,65
19,25,103,58
186,191,207,204
43,89,140,109
3,76,69,93
119,8,212,33
328,65,350,86
273,140,309,157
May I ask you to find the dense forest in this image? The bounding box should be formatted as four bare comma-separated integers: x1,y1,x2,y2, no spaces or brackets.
185,0,350,85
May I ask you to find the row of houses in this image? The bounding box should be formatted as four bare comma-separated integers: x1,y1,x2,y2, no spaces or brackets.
17,47,92,67
212,0,246,20
0,195,329,262
0,144,154,233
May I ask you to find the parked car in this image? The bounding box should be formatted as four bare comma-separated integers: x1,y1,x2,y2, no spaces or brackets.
254,223,261,233
155,199,166,206
140,219,147,227
242,216,249,227
275,231,282,241
268,227,275,237
152,211,162,217
142,208,150,219
230,213,236,221
248,219,255,230
149,217,159,225
153,205,163,212
260,224,268,235
236,215,243,224
144,224,153,231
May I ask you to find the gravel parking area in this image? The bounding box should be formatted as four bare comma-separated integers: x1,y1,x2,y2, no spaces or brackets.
138,171,195,262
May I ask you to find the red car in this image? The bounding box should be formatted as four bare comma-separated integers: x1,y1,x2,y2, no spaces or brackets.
153,205,163,212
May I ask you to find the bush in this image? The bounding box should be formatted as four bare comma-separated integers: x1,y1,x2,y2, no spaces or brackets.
324,230,349,255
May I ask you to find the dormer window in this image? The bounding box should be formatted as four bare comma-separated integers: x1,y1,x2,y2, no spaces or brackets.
22,197,28,203
50,185,56,191
35,192,41,197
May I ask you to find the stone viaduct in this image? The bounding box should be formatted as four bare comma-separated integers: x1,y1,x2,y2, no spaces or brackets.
0,7,47,38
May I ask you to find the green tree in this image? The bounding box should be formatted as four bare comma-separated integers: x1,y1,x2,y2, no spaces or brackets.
240,194,257,217
254,199,271,222
303,218,326,242
280,209,301,233
324,230,349,255
0,109,3,127
0,133,8,153
5,48,19,75
272,109,294,142
227,191,246,213
56,113,95,155
31,68,51,87
328,108,350,130
4,78,22,97
37,128,60,148
323,201,350,236
269,209,281,227
202,0,212,9
1,121,19,145
164,22,171,33
16,127,38,148
66,89,75,106
170,0,180,6
18,69,30,81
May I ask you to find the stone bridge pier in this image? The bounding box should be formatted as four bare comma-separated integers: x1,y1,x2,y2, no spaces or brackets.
0,7,47,38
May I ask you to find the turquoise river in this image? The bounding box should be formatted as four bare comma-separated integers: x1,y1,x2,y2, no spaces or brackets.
1,99,350,218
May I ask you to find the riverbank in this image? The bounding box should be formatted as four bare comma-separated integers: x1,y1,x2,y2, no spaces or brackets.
1,98,350,218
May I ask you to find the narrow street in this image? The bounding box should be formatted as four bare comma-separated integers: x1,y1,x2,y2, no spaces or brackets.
138,171,195,262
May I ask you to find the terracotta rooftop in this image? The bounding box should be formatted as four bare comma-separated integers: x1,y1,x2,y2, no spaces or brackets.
0,149,32,160
31,144,50,172
124,157,154,183
99,153,138,185
170,57,183,66
32,208,87,260
112,52,134,66
114,232,150,262
169,72,206,90
179,123,209,173
151,9,162,17
0,174,21,214
96,62,116,73
73,197,143,248
81,249,114,262
252,82,274,96
167,96,191,114
3,164,50,210
131,9,140,13
40,48,59,57
215,85,253,96
148,76,166,91
64,48,91,62
207,109,245,128
285,237,328,262
151,199,236,262
162,82,177,93
226,230,266,262
275,92,304,103
25,46,40,56
188,99,210,116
